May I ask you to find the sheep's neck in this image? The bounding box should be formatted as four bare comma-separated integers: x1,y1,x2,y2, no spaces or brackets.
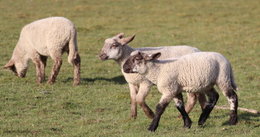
117,45,135,67
145,62,161,84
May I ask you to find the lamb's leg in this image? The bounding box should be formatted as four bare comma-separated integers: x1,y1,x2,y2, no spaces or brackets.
174,93,192,128
72,53,80,86
136,82,154,119
39,55,48,81
129,84,138,119
148,93,172,132
198,88,219,125
223,89,238,125
184,93,197,114
197,92,207,110
32,55,46,83
47,58,62,84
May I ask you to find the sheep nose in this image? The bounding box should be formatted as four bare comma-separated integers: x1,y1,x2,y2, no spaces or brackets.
99,53,108,60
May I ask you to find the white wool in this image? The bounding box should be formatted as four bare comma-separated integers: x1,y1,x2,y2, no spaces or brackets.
13,17,78,65
141,52,237,94
100,33,202,119
121,45,201,85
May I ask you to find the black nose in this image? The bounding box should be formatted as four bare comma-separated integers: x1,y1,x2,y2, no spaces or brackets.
99,53,108,60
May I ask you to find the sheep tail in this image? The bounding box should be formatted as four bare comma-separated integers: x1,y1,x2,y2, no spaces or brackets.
68,28,78,65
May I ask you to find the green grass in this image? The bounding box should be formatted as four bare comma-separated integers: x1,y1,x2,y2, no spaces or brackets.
0,0,259,136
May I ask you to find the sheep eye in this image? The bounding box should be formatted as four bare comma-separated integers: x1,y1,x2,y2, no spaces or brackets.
111,43,118,48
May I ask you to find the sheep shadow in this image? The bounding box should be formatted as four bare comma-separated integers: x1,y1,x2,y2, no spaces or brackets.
63,75,127,85
221,112,260,126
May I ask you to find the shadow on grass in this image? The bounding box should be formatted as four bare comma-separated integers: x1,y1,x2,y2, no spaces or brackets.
63,75,127,85
221,112,260,126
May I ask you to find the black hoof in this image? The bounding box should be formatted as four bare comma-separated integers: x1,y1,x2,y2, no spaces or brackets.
229,116,237,125
229,111,238,125
198,119,205,126
148,124,158,132
184,118,192,128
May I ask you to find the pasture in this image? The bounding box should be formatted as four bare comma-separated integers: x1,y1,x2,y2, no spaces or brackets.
0,0,259,136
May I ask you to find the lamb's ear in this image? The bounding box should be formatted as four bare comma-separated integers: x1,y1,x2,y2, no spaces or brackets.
4,60,15,69
120,34,135,46
116,33,125,39
145,52,161,61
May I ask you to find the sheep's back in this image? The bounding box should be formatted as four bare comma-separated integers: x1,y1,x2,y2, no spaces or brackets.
140,46,200,59
173,52,222,92
20,17,75,56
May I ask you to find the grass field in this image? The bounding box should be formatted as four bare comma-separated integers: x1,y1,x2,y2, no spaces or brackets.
0,0,259,136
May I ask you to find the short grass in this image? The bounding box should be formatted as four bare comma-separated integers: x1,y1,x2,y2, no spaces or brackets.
0,0,259,136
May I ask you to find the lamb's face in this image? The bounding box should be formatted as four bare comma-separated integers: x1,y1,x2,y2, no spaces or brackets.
15,62,27,78
99,33,135,60
4,59,27,78
123,51,161,74
123,52,147,74
100,38,123,60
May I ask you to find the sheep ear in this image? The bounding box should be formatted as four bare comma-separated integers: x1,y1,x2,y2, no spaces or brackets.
116,33,125,39
145,52,161,61
120,34,135,46
4,60,15,69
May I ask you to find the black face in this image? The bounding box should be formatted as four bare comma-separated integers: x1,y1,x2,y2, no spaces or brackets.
123,53,143,73
123,57,134,73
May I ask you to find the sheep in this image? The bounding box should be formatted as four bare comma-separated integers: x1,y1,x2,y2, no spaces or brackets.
3,17,80,85
123,51,238,131
99,33,207,119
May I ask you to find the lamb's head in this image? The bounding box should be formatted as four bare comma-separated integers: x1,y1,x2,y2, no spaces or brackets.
4,59,27,78
99,33,135,60
123,51,161,74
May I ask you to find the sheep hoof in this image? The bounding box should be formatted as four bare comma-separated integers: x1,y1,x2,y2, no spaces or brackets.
229,110,237,125
130,115,137,119
47,80,54,85
73,81,80,86
148,123,158,132
147,126,156,132
184,118,192,128
229,115,237,125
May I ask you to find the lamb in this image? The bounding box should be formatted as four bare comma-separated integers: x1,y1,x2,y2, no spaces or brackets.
99,33,207,119
4,17,80,85
123,51,238,131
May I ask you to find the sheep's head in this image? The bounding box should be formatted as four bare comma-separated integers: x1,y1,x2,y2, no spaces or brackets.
123,51,161,74
99,33,135,60
4,59,27,78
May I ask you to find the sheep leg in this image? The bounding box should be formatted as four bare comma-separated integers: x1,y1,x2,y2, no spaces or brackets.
174,93,192,128
197,92,207,110
129,84,138,119
184,93,197,114
32,55,46,83
39,55,48,81
198,88,219,125
148,93,171,132
224,89,238,125
33,59,43,83
136,83,154,119
47,58,62,84
72,53,80,86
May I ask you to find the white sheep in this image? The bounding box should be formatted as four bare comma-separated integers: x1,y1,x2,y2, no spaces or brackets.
123,51,238,131
99,33,207,119
4,17,80,85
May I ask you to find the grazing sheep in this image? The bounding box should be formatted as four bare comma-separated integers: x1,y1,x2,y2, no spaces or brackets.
4,17,80,85
123,51,238,131
99,33,207,119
